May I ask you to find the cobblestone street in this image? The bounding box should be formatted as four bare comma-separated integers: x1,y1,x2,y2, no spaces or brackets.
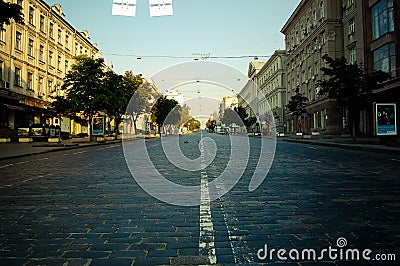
0,133,399,265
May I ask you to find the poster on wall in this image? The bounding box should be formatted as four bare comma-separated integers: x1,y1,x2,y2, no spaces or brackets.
92,117,105,136
375,103,397,136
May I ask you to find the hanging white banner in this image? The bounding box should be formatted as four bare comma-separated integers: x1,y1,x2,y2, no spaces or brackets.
112,0,137,17
149,0,173,17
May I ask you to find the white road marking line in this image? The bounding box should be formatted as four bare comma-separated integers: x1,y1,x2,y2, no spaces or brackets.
312,160,321,163
199,133,217,264
0,164,14,169
0,174,52,189
73,151,86,154
390,159,400,162
308,146,317,149
16,161,31,165
216,182,255,264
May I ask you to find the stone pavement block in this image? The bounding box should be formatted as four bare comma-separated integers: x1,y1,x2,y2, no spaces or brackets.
0,258,28,266
105,237,141,244
109,250,146,258
24,259,68,266
89,258,133,266
62,251,110,259
134,257,170,265
170,255,209,265
89,243,129,251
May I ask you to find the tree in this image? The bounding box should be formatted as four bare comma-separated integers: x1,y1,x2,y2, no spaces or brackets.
184,118,201,131
287,88,309,132
234,106,256,128
0,0,24,30
103,70,143,135
52,55,106,138
177,104,192,129
317,54,389,142
206,118,217,132
150,96,179,135
124,71,150,134
102,70,144,135
220,109,239,127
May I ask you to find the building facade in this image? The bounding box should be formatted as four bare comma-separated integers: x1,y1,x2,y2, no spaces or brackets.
218,95,238,119
281,0,344,134
0,0,102,139
281,0,398,136
255,50,286,133
359,0,399,137
238,61,265,118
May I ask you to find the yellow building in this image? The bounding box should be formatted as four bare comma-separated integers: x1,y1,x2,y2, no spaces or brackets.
0,0,103,139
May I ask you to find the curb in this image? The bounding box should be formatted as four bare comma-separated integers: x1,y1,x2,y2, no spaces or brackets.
282,138,400,155
0,140,122,161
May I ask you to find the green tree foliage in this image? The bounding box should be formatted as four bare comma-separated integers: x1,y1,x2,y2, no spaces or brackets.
184,118,201,131
234,106,256,128
150,96,179,134
287,88,308,118
102,70,142,134
125,76,156,134
317,54,389,141
0,0,24,30
220,109,239,126
206,118,217,132
54,55,105,120
52,56,143,135
177,104,192,128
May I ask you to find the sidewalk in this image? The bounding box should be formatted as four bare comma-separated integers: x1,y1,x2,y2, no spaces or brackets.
0,137,123,161
281,134,400,155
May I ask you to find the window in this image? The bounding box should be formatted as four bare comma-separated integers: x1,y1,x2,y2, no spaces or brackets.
320,0,325,19
350,47,357,64
0,60,3,81
16,0,22,7
321,109,326,128
58,28,62,44
49,22,54,38
49,51,54,66
15,31,22,50
349,18,355,34
14,67,21,86
75,42,78,55
28,38,34,57
39,15,45,32
27,72,33,90
57,55,61,70
65,60,69,72
28,6,34,25
372,0,394,40
313,10,317,25
374,43,396,76
39,45,44,61
0,29,5,42
307,18,311,33
48,80,53,93
65,33,69,49
38,76,44,95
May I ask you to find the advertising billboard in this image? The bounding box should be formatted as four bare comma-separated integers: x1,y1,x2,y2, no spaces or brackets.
375,103,397,136
92,117,105,136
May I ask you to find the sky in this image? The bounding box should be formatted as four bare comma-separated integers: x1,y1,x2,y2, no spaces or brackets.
45,0,301,121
